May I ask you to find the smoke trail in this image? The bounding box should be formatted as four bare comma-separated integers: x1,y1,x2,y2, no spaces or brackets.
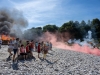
0,8,28,38
39,31,100,56
23,28,43,41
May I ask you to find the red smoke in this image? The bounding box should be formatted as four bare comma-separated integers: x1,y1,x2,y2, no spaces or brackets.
41,32,100,56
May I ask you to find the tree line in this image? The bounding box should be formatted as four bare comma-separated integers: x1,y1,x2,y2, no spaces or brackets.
24,18,100,42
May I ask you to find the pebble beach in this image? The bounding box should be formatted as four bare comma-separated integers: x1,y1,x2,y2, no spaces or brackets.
0,45,100,75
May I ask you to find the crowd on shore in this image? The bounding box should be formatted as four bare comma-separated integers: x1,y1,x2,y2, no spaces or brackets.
0,38,52,62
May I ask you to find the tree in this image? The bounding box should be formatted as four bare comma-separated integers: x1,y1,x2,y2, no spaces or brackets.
80,20,86,26
91,18,100,38
59,21,74,32
43,25,59,32
36,27,42,30
87,20,91,26
74,21,80,28
59,21,83,40
92,18,100,25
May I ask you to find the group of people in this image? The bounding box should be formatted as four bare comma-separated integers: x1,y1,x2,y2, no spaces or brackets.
7,38,52,62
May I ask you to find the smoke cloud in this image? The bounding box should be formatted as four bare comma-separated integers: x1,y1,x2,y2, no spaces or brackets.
1,8,100,56
0,8,28,38
39,31,100,56
23,28,43,41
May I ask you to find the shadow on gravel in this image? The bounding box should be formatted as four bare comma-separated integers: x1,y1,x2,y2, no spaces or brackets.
48,52,53,55
39,58,54,64
17,55,36,61
25,56,36,62
11,57,35,70
32,56,36,61
12,62,19,70
45,59,53,64
39,57,44,61
6,56,11,61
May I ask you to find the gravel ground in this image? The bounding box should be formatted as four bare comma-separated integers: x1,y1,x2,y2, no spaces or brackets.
0,45,100,75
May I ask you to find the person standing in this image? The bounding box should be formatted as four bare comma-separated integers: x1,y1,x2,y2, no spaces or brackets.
0,39,2,49
25,42,30,59
29,42,34,57
12,38,19,62
43,44,49,60
8,39,13,57
35,42,38,51
30,40,34,51
19,40,22,47
49,42,52,50
37,43,41,58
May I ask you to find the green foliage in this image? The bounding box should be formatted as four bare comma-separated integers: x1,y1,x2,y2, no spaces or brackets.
59,21,75,32
91,18,100,38
43,24,59,32
92,18,100,25
25,18,100,41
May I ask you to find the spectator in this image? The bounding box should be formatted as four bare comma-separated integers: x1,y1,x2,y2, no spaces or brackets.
12,38,20,62
20,44,27,60
0,39,2,49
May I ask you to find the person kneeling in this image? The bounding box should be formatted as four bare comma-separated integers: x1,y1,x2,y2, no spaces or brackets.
20,44,27,60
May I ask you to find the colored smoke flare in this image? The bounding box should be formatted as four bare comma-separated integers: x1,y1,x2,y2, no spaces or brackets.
54,42,100,56
40,31,100,56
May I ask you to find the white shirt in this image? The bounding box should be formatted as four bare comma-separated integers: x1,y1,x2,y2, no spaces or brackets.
13,40,19,49
8,41,13,49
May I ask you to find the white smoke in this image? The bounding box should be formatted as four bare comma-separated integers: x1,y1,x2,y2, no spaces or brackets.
67,30,98,49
